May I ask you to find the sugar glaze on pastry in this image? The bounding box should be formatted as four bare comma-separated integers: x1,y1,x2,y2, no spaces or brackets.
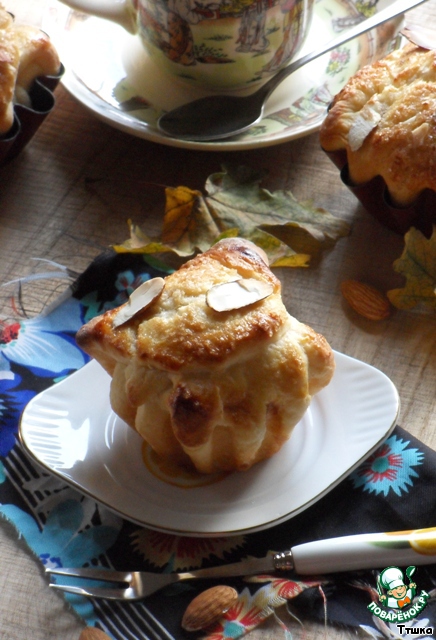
320,44,436,206
76,239,335,474
0,4,60,134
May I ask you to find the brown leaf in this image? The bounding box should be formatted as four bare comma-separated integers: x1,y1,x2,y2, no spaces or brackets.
204,166,350,250
113,165,349,267
161,186,219,253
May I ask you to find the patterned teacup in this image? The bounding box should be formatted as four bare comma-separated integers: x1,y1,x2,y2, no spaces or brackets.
60,0,314,91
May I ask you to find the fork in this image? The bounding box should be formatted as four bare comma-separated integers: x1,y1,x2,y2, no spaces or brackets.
46,526,436,600
46,555,278,601
48,567,184,600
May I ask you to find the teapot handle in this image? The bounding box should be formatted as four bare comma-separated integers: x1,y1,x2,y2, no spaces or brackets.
59,0,137,33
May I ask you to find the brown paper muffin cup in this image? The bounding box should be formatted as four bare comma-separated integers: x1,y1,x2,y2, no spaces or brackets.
0,63,64,164
323,147,436,238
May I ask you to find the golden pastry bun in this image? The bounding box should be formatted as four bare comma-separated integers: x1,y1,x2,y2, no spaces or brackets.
320,44,436,206
0,5,60,133
76,239,335,474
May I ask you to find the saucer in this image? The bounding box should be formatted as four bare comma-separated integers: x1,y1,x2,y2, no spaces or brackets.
44,0,403,150
19,352,399,537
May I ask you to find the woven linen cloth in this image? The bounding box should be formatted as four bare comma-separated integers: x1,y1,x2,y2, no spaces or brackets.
1,250,435,640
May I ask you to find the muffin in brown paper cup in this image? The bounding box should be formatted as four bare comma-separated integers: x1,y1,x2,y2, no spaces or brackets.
0,4,63,164
319,43,436,238
323,147,436,238
0,64,64,165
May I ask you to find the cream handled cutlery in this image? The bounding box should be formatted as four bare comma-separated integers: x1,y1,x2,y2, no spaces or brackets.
47,527,436,600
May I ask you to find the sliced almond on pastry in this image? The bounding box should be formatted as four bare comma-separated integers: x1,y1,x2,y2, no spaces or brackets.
113,277,165,327
206,278,273,312
402,25,436,50
348,111,380,151
347,87,401,152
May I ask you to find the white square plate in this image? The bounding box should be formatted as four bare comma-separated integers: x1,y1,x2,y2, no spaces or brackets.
19,351,399,537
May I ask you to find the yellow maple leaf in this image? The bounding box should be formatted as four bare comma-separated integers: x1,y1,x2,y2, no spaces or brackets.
387,226,436,310
161,186,219,254
113,165,349,266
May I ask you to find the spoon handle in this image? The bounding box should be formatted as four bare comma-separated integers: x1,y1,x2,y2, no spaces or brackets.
260,0,428,101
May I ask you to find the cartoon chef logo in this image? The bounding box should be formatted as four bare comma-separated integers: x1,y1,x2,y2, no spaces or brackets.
368,565,431,626
378,566,417,609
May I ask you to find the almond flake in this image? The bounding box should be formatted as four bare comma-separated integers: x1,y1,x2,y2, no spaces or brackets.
348,114,379,151
402,25,436,50
206,278,273,312
113,277,165,327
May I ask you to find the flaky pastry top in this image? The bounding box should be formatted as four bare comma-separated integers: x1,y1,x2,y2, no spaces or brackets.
320,44,436,206
76,238,335,473
77,238,287,372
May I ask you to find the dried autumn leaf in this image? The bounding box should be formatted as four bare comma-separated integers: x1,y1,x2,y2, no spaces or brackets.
205,166,350,254
114,185,219,257
161,186,219,253
114,220,172,255
219,226,310,267
113,165,349,266
387,226,436,310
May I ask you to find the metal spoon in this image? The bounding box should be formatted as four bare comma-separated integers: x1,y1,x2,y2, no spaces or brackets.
158,0,427,142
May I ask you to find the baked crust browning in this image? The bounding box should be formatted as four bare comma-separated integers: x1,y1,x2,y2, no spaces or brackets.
320,44,436,206
77,238,285,371
13,24,61,97
76,238,335,473
0,6,60,134
0,24,19,134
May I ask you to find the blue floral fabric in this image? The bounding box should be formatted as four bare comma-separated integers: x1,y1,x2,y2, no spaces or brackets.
0,250,435,640
350,434,425,497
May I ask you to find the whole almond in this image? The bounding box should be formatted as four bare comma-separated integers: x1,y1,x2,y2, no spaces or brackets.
79,628,112,640
181,585,238,632
340,279,391,321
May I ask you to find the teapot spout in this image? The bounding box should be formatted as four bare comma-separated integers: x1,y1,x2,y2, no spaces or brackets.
59,0,137,34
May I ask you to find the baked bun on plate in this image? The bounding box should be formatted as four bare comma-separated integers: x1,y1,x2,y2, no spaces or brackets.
76,239,335,474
